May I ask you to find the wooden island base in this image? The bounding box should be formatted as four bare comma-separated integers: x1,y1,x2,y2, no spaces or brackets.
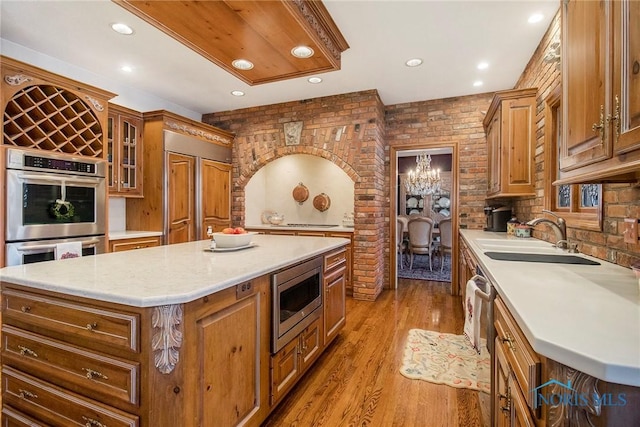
1,244,348,427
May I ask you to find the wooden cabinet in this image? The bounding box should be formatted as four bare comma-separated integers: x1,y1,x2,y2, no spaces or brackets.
494,338,511,427
167,152,196,244
323,248,347,346
188,276,270,427
126,111,233,244
483,88,537,198
493,297,540,427
1,56,114,158
558,0,640,184
270,316,322,406
269,247,346,407
1,286,141,425
107,104,143,197
1,247,348,426
201,159,232,236
109,235,161,252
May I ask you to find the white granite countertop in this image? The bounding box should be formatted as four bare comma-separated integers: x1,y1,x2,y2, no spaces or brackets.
0,234,348,308
460,229,640,387
109,230,163,240
246,224,354,233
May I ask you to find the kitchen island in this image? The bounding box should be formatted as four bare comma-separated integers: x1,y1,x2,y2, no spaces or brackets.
460,230,640,426
0,234,350,426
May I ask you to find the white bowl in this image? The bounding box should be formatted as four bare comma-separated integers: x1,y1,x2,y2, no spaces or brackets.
212,232,257,248
269,214,285,225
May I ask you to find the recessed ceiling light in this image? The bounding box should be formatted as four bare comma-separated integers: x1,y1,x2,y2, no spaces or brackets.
111,22,134,35
120,65,133,73
473,80,483,87
291,45,314,58
528,13,544,24
405,58,423,67
477,62,489,70
232,59,254,70
308,77,322,84
231,90,245,97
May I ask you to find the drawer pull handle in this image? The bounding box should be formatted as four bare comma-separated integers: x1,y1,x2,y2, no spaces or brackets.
82,416,107,427
18,345,38,358
83,368,109,380
86,322,98,331
18,389,38,400
499,392,511,413
20,305,31,313
502,333,516,352
591,105,605,145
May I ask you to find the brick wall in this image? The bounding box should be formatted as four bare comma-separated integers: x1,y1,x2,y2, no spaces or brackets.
203,90,388,301
386,94,493,232
512,11,640,267
203,9,639,301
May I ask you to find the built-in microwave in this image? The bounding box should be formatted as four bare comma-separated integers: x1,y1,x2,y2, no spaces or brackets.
271,256,323,353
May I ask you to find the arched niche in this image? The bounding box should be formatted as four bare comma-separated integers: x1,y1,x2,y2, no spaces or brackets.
245,154,355,226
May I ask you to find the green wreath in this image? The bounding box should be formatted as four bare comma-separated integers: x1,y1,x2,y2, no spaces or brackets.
50,199,75,221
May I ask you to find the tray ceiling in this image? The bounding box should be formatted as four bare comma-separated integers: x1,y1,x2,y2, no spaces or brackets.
114,0,349,85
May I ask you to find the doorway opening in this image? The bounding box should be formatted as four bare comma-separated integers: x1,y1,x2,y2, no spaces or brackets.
390,144,459,294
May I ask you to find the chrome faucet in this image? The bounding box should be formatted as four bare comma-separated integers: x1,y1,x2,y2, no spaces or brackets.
526,210,568,249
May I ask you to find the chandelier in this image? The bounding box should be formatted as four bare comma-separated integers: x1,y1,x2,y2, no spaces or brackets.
404,153,441,196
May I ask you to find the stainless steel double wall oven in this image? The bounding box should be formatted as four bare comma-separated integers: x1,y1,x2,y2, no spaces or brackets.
4,148,107,266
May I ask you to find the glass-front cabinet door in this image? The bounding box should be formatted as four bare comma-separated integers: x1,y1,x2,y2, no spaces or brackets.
107,104,143,197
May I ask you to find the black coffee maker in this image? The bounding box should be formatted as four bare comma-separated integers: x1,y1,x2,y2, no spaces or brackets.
484,206,512,232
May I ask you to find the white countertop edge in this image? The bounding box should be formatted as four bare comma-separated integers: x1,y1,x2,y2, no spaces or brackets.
246,224,354,232
0,236,349,308
108,230,163,240
460,229,640,387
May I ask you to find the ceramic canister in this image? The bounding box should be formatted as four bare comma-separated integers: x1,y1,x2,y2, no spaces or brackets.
515,224,531,238
506,217,518,235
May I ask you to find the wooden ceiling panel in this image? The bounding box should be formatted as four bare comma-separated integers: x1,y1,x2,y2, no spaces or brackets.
114,0,349,85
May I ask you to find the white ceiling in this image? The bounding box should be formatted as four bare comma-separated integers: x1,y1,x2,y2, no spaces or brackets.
0,0,560,120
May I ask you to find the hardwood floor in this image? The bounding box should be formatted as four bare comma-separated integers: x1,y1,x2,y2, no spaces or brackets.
263,278,486,427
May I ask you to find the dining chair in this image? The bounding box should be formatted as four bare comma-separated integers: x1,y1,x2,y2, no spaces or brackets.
438,218,452,273
407,216,435,271
397,218,407,269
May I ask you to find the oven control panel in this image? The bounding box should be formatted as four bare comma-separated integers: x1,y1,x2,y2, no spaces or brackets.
24,155,96,174
6,148,106,177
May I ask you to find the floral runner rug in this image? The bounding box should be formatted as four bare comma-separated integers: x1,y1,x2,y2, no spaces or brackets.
399,329,490,393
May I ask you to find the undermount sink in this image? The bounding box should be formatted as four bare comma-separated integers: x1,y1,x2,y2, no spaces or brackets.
476,238,553,249
476,238,559,254
484,252,600,265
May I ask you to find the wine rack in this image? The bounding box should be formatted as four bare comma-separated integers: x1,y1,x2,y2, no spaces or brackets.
3,84,103,157
2,56,114,158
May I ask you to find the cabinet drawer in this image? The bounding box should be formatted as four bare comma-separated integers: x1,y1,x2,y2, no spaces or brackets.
2,289,139,353
494,298,540,409
2,366,139,427
109,236,161,252
2,325,139,407
324,248,346,273
2,405,46,427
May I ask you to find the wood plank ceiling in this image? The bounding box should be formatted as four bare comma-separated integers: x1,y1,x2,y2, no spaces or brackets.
114,0,349,85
